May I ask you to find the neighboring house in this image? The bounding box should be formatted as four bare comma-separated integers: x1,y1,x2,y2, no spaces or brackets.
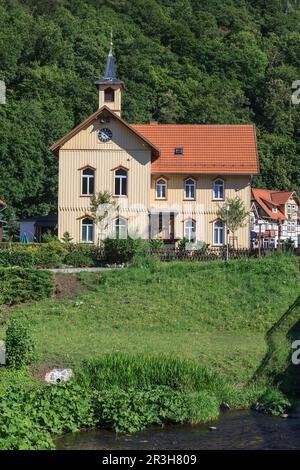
20,215,58,242
0,199,6,242
250,188,300,248
50,48,259,248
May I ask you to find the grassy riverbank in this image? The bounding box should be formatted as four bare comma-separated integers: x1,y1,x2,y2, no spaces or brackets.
0,253,299,448
1,253,298,382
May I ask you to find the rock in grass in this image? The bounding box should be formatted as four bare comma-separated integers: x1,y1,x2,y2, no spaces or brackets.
220,402,230,410
255,402,265,412
45,368,73,385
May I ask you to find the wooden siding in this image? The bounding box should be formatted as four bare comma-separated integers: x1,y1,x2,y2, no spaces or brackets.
98,86,122,115
150,174,251,248
58,116,152,241
58,115,251,247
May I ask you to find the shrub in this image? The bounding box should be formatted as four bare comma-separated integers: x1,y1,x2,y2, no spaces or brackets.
149,239,164,249
0,381,95,449
130,251,160,271
93,386,219,433
61,231,74,245
178,237,188,251
39,241,67,257
34,250,63,268
64,244,96,266
0,249,35,267
0,267,54,305
187,391,219,423
258,388,291,416
28,382,95,434
42,231,59,243
64,251,94,267
104,237,147,264
6,318,35,369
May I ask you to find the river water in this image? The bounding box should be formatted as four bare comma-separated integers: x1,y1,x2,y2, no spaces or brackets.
56,407,300,450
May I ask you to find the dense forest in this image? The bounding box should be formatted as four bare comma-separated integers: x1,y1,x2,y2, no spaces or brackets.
1,0,300,222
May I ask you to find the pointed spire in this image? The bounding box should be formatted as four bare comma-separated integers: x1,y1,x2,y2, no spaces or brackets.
94,30,125,89
102,29,116,80
103,49,116,81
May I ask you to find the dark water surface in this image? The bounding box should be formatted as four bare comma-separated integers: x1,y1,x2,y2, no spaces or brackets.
56,408,300,450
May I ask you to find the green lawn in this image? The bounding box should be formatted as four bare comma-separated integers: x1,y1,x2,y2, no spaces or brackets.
0,254,298,385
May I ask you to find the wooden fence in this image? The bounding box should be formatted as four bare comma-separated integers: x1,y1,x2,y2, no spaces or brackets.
149,247,259,261
94,246,298,262
1,242,299,263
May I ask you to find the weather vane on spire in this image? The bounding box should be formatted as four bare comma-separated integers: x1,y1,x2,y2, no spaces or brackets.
110,28,113,49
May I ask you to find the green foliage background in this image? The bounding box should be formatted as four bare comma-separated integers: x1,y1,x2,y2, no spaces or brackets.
1,0,300,218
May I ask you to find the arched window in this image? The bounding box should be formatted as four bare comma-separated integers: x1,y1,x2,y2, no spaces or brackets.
213,179,224,200
156,178,167,199
185,219,196,242
81,218,94,243
104,87,115,102
114,217,127,239
81,168,95,195
114,168,127,196
184,178,196,200
214,220,224,246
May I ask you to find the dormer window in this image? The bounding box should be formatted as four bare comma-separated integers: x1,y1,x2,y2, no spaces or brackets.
272,207,278,213
104,87,115,102
174,147,183,155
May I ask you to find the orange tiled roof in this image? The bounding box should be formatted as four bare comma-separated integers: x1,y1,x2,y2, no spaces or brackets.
132,124,259,174
251,188,288,221
269,191,294,205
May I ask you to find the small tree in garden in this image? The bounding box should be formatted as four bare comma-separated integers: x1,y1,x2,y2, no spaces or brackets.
61,231,73,244
217,197,248,248
6,317,35,369
90,191,118,242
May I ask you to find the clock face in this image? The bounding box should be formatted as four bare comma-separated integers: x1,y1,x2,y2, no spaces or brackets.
98,128,112,143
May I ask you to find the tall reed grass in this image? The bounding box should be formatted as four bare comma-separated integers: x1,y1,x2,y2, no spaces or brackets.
77,353,229,397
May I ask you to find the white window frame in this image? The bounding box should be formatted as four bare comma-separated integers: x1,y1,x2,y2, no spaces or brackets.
184,219,196,242
81,218,94,243
81,168,95,196
114,217,127,239
184,178,196,200
213,220,224,246
156,178,167,200
213,179,225,201
114,168,128,197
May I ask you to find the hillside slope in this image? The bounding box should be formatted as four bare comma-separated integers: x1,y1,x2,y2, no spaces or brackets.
0,0,300,220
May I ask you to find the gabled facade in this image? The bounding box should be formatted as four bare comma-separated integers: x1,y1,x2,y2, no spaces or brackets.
51,48,260,248
251,188,300,248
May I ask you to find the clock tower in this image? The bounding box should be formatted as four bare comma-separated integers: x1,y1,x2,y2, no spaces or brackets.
95,45,125,117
